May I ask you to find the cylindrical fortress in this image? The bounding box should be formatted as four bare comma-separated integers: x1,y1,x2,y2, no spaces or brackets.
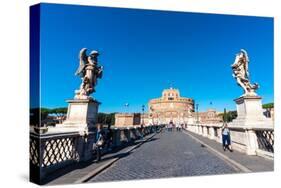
148,88,194,124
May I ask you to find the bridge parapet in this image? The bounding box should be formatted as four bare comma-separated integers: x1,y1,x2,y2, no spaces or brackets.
30,124,160,184
185,123,274,158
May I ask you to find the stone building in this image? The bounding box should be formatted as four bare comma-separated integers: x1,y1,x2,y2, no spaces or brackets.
194,108,223,124
114,113,141,127
114,88,223,127
141,113,150,125
148,87,194,124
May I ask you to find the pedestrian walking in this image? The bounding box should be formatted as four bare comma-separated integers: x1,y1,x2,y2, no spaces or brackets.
178,123,182,131
180,123,184,131
140,124,144,139
105,124,113,151
221,122,233,152
94,124,106,162
176,123,180,131
168,121,173,132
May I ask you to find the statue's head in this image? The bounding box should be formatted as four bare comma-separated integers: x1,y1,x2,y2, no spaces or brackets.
240,49,249,62
89,50,99,57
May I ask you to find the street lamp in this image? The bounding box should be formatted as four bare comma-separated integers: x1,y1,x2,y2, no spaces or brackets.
223,108,227,123
141,104,145,125
196,103,199,124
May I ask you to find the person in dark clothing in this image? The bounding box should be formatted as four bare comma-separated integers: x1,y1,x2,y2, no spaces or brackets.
105,124,113,151
140,124,144,139
95,124,105,162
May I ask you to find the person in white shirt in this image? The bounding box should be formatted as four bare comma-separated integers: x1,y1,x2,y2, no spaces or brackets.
221,123,233,152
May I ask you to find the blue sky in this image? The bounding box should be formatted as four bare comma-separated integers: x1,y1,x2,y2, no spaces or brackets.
37,3,273,113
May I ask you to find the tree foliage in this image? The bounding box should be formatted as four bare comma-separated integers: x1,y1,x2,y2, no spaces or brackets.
218,110,237,123
30,107,51,126
30,107,67,126
50,107,67,114
97,113,115,125
262,103,274,109
30,107,115,126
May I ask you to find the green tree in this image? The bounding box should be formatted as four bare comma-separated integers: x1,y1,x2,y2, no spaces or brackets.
30,107,52,126
50,107,67,123
40,108,51,120
262,103,274,109
97,113,115,125
31,107,116,126
218,110,237,123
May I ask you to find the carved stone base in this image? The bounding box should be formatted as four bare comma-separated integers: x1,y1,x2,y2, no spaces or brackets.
231,96,269,126
62,99,100,131
227,95,274,155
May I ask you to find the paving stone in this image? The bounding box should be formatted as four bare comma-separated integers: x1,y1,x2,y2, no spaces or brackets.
184,130,274,172
47,130,273,184
90,131,237,182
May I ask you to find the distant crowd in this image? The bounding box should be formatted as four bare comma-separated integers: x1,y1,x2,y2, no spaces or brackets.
166,121,186,132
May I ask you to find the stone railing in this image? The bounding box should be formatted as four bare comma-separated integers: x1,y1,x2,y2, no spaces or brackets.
30,131,82,183
185,123,274,158
185,123,223,143
30,125,160,184
254,127,274,155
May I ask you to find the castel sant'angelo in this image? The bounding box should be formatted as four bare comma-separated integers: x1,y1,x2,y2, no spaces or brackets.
148,87,194,124
115,87,222,127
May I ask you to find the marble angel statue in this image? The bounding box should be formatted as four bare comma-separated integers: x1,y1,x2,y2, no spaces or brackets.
231,49,259,96
74,48,103,100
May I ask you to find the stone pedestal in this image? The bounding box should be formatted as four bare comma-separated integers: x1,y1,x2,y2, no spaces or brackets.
55,99,101,161
232,96,267,126
62,99,100,130
229,95,273,155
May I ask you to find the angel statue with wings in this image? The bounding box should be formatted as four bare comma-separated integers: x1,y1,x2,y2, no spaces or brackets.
74,48,103,100
231,49,259,96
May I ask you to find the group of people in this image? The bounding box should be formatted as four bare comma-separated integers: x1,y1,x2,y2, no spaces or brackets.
166,121,184,132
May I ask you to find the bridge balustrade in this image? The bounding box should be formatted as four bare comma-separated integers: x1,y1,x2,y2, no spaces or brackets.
185,123,274,158
30,124,160,184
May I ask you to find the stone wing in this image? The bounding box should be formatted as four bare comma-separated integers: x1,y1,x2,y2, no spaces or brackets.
75,48,87,76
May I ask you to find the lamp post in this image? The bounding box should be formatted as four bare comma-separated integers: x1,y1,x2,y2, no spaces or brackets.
142,104,145,125
223,108,227,123
150,106,154,125
196,103,199,124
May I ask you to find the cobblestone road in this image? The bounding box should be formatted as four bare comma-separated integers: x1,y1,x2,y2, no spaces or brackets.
89,130,237,182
